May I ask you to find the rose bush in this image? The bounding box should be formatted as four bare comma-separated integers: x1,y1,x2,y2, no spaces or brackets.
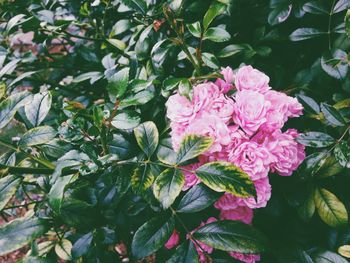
0,0,349,262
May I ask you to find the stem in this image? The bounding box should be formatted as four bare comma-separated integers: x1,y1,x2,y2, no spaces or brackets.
328,0,336,50
0,165,55,175
2,201,41,211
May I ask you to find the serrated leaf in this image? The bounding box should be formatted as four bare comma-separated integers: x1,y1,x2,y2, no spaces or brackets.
19,126,56,147
176,135,213,164
193,220,267,253
289,28,326,41
0,91,32,129
203,27,231,42
203,2,227,30
132,216,174,259
0,175,22,211
297,132,335,148
134,121,159,157
131,165,155,195
0,214,49,256
334,142,350,168
24,92,52,127
177,184,221,213
195,162,255,198
314,187,348,227
153,168,184,209
55,239,72,261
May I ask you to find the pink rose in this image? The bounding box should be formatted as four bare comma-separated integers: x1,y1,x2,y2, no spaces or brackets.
215,193,240,210
166,93,196,126
215,66,235,93
235,65,270,93
239,177,272,209
164,230,180,249
219,206,254,224
229,252,261,263
209,94,234,123
228,141,273,180
182,156,208,190
233,90,270,136
264,129,305,176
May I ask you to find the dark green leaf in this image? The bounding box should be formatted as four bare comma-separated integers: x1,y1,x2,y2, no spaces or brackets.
187,21,201,38
203,27,231,42
153,168,185,209
73,71,103,84
177,184,221,213
289,28,326,41
131,165,155,195
346,9,350,37
72,232,93,258
108,133,133,159
296,132,335,148
268,4,292,25
334,142,350,168
157,138,177,165
297,94,320,114
202,52,220,69
107,68,129,101
203,2,227,30
321,49,348,79
134,121,159,157
217,44,252,58
176,135,213,164
19,126,56,147
314,187,348,227
132,216,175,259
0,175,22,211
321,103,346,126
120,90,154,107
0,214,49,256
24,92,52,127
193,220,267,253
166,241,198,263
303,1,328,15
333,0,350,14
195,162,256,198
120,0,147,14
298,190,316,221
48,175,74,213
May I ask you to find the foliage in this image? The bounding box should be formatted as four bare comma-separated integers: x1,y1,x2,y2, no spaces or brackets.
0,0,349,262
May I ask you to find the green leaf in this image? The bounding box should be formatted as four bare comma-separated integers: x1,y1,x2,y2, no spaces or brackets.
8,71,37,88
321,49,348,79
176,135,213,164
203,2,227,30
0,91,32,129
298,190,316,221
202,52,220,69
24,92,52,127
217,44,252,58
120,90,154,107
321,103,346,126
72,71,103,84
289,28,326,41
132,216,175,259
6,14,26,32
157,138,177,165
48,175,74,213
195,161,256,198
108,133,133,159
193,220,267,253
131,165,155,195
177,184,221,213
107,38,126,50
187,21,202,38
203,27,231,42
313,250,348,263
338,245,350,259
153,168,185,209
296,94,320,114
111,110,141,130
333,0,350,14
296,132,335,148
107,68,129,102
303,1,328,15
55,239,72,261
120,0,147,14
0,175,22,211
19,126,56,147
134,121,159,157
334,142,350,168
0,214,49,256
167,241,198,263
317,155,344,178
345,9,350,38
72,232,93,258
314,187,348,227
268,4,292,25
178,79,192,100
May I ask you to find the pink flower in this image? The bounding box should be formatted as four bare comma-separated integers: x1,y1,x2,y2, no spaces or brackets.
164,230,180,249
219,206,254,224
264,129,306,176
228,141,272,180
215,67,235,93
209,94,234,123
182,156,208,190
166,93,196,127
229,252,261,263
233,90,270,136
235,65,270,93
215,193,240,210
188,217,217,263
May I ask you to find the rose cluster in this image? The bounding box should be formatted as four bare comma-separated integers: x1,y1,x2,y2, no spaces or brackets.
165,66,305,262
